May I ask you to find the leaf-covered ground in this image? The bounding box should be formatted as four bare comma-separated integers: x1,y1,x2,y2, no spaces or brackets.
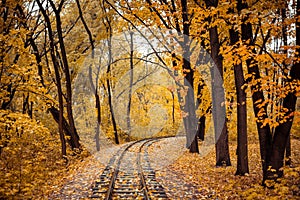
155,139,300,199
48,153,105,199
48,138,300,199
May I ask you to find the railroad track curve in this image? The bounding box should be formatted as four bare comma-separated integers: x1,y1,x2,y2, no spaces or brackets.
91,137,169,199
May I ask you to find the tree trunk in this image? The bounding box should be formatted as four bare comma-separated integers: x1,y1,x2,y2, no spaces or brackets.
76,0,98,150
127,31,134,136
107,40,119,145
267,4,300,177
54,8,81,149
48,106,77,149
36,0,66,156
103,0,119,144
210,26,231,166
205,0,231,166
107,50,119,145
172,91,175,129
95,93,101,151
196,82,206,141
237,0,272,182
89,66,101,151
197,116,206,141
181,0,199,153
229,26,249,175
268,90,297,179
285,135,291,166
281,4,291,167
1,84,16,109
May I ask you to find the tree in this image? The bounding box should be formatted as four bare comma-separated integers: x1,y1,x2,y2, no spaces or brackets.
102,0,119,144
266,0,300,181
0,1,73,197
36,0,81,153
36,0,67,155
228,2,249,175
236,0,299,183
127,30,134,136
105,0,200,152
181,0,199,153
204,0,231,166
195,81,208,141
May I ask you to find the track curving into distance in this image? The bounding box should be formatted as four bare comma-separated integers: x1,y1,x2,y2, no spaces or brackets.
91,138,169,199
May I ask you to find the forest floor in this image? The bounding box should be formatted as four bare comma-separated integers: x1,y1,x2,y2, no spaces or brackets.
48,137,300,199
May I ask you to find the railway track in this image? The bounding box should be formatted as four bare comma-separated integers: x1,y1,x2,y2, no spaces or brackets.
91,138,169,199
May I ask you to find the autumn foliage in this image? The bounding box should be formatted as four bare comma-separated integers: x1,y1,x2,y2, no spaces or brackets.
0,0,300,199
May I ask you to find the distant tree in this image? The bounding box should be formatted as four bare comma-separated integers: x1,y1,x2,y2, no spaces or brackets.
105,0,200,152
102,0,119,144
127,30,134,136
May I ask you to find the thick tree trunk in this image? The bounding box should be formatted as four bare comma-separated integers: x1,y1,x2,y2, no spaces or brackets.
210,27,231,166
285,135,291,166
237,0,272,182
181,0,199,153
205,0,231,166
234,62,249,175
281,4,291,167
229,27,249,175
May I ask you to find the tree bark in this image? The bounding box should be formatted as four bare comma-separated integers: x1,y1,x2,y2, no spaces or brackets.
237,0,272,182
196,82,206,141
95,93,101,151
103,1,119,144
77,0,99,151
48,106,80,148
229,25,249,175
268,88,298,179
89,66,101,151
53,4,81,149
205,0,231,166
127,31,134,136
36,0,66,156
267,0,300,177
285,135,291,166
1,84,16,110
181,0,199,153
281,4,291,167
